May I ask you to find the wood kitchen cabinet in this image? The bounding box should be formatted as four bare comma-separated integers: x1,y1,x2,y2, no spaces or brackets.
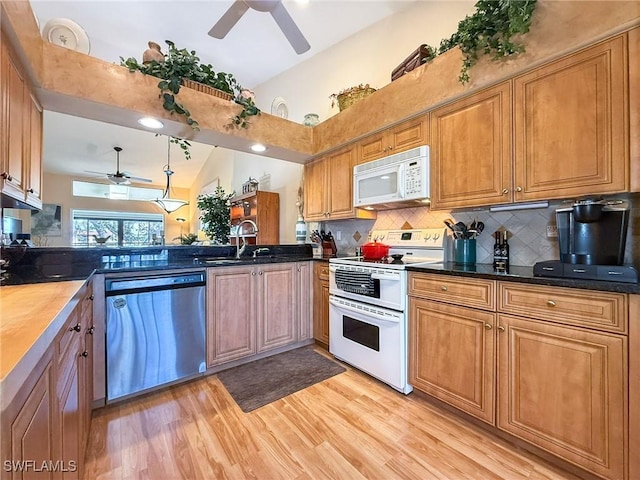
230,191,279,245
408,272,629,479
257,263,297,352
5,356,55,480
408,275,497,424
296,262,313,341
207,262,311,367
430,35,628,210
497,314,626,480
0,31,43,209
429,82,512,210
304,146,376,221
513,35,627,201
356,115,428,165
207,266,257,366
312,262,330,347
1,283,94,480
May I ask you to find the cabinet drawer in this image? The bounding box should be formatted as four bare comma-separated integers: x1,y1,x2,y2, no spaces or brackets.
498,283,627,333
315,262,329,280
408,273,495,311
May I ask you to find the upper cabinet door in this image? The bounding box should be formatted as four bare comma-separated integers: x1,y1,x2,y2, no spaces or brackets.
430,82,512,210
303,157,327,221
356,116,428,165
513,36,628,201
326,147,355,218
26,92,43,209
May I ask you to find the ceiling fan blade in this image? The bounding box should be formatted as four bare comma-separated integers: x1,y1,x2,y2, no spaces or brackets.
127,175,153,183
270,2,310,54
209,1,250,38
84,170,110,176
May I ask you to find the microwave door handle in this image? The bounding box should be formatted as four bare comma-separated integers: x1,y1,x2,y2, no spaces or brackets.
397,164,405,199
329,298,401,324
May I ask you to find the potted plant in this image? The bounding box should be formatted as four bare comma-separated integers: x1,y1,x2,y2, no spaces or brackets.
120,40,260,130
174,232,198,245
329,83,377,111
197,186,235,244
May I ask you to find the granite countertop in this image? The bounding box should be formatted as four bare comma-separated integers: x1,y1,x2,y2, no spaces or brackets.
406,262,640,294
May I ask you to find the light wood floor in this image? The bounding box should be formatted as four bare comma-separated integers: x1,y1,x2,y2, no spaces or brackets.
85,349,579,480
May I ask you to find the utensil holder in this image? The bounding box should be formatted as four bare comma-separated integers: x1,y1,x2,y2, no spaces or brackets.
454,239,476,265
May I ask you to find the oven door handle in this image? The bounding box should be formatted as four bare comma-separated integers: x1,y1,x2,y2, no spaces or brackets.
329,297,401,324
370,273,400,281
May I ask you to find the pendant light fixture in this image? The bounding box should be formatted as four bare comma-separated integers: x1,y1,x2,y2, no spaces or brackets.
150,137,189,214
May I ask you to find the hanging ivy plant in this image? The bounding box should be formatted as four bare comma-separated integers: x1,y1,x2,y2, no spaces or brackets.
120,40,260,131
438,0,537,83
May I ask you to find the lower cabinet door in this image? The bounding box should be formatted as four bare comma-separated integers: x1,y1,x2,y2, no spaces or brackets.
9,362,55,480
207,267,256,366
257,264,296,352
409,298,495,424
57,357,81,480
497,314,626,479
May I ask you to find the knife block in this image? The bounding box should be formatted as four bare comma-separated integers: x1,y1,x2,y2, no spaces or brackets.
322,240,337,257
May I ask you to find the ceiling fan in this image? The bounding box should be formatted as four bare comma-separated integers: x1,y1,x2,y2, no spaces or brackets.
209,0,310,54
85,146,152,185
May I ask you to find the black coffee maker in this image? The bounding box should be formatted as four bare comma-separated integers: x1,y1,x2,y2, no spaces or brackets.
534,199,637,283
557,199,629,265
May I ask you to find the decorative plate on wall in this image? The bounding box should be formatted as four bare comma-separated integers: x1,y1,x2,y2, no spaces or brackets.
42,18,91,54
271,97,289,119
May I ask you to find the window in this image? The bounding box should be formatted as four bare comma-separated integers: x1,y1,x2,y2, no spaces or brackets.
72,210,164,247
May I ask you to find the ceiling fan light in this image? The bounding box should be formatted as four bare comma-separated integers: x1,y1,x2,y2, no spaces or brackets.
138,117,164,129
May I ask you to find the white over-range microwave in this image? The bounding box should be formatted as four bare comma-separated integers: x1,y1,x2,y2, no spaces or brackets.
353,145,430,211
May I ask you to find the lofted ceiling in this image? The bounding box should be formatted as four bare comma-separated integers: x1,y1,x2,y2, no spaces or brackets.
28,0,419,189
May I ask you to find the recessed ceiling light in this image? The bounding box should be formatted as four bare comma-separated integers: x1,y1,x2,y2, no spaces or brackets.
251,143,267,153
138,117,164,129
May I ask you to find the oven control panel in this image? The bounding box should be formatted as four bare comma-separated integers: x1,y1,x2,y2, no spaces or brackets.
370,228,446,248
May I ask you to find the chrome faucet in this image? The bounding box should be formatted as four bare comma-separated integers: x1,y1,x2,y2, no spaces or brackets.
235,219,258,259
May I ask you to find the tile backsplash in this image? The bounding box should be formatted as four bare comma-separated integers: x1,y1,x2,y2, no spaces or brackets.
314,194,638,267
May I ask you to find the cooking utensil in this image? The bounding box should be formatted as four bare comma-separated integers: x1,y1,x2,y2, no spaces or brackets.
361,240,390,260
443,219,457,235
453,221,468,239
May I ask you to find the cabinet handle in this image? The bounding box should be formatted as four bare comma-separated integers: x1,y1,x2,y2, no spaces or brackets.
497,326,505,332
515,186,523,192
485,323,492,330
27,188,34,193
70,323,81,332
87,326,95,335
89,294,94,301
440,285,448,291
259,271,263,275
387,146,393,151
297,266,301,272
251,272,256,276
547,300,556,307
1,172,13,181
79,351,89,358
502,188,509,195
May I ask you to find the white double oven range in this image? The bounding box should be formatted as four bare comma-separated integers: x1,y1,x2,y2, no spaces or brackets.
328,228,446,394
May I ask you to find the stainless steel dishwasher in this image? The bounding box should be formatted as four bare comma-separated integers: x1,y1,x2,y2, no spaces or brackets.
105,271,206,402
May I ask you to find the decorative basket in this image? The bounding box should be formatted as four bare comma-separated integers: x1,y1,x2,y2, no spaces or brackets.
181,79,234,101
336,87,376,111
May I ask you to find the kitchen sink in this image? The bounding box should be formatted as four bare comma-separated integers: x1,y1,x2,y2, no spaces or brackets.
194,258,241,265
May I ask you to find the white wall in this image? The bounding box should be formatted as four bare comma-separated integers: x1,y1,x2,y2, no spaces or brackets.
189,148,303,243
189,1,474,244
252,1,476,124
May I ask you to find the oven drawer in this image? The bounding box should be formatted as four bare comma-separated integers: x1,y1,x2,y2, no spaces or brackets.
498,282,627,333
408,273,496,311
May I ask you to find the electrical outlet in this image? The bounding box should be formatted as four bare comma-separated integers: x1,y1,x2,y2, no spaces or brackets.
336,230,342,240
546,225,558,238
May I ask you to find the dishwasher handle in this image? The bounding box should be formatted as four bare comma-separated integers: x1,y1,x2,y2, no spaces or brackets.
105,272,206,296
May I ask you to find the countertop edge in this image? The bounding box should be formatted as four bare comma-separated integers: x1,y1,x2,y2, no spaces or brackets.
406,263,640,294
